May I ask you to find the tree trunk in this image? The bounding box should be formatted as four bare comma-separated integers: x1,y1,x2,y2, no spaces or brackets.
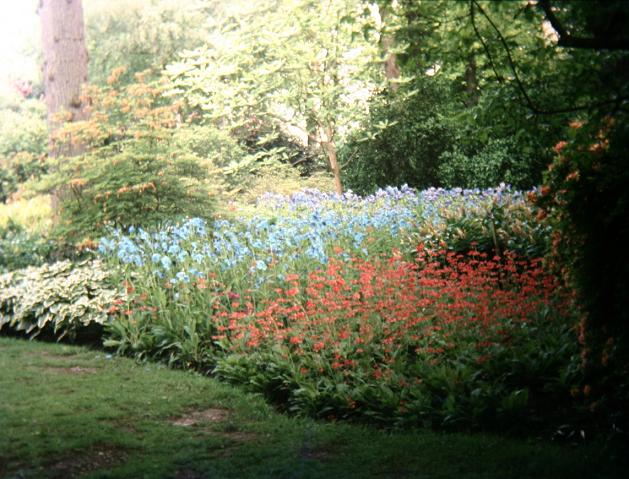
382,35,401,92
380,6,401,93
464,53,479,106
39,0,89,156
321,126,343,195
306,112,320,153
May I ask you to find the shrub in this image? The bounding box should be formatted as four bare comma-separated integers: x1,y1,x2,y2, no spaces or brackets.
0,260,121,340
0,221,57,273
340,77,549,194
50,149,214,243
536,117,629,435
438,138,541,190
340,79,455,194
0,98,49,202
40,73,216,243
0,99,48,157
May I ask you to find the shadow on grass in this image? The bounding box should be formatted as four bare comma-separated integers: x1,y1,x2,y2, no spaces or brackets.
0,336,626,479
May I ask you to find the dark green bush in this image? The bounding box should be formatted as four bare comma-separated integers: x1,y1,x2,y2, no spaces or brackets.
438,138,541,190
538,116,629,436
341,79,456,194
341,77,550,194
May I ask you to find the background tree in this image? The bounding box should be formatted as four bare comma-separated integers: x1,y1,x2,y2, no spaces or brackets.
84,0,215,86
39,0,89,153
342,0,557,193
167,0,383,194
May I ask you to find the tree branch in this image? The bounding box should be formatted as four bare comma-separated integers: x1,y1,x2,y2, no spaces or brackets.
470,0,628,115
469,1,504,84
472,1,538,112
539,0,629,51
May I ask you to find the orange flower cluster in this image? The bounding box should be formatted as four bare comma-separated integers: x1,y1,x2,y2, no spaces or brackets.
206,249,569,376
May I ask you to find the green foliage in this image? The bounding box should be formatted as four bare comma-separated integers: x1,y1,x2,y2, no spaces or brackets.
0,195,52,234
52,150,213,242
342,0,568,193
212,308,579,432
538,117,629,434
172,125,247,171
0,260,121,340
171,124,306,197
341,80,549,194
0,166,20,204
0,99,48,202
341,79,456,193
41,77,216,242
0,195,59,272
84,0,214,86
0,152,49,203
166,0,383,188
504,0,629,438
363,0,629,439
437,83,560,190
0,99,47,157
0,220,57,273
438,138,541,190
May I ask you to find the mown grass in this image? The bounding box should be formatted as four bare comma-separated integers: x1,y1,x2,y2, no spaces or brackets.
0,336,624,479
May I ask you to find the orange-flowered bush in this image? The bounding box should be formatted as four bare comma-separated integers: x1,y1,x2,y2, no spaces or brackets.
45,69,215,243
535,116,629,434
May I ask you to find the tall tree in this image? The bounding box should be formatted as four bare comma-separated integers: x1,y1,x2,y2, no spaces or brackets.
379,3,402,93
167,0,382,194
39,0,89,155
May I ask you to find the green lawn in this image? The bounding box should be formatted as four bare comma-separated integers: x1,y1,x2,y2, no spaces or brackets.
0,337,623,479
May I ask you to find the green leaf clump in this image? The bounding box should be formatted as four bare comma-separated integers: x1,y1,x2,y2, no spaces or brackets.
0,260,122,340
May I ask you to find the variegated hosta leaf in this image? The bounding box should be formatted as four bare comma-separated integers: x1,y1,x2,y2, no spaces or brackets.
0,260,125,340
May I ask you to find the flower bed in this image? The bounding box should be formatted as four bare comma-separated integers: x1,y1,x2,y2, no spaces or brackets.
99,186,577,430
